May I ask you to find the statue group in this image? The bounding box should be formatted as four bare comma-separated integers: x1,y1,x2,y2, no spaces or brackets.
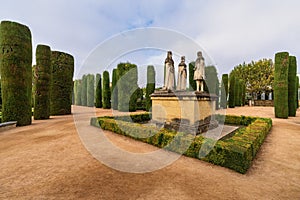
163,51,205,92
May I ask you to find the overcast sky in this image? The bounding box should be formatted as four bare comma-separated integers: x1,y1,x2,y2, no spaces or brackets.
1,0,299,86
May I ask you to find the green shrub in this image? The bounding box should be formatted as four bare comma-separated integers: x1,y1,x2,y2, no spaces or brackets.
50,51,74,115
95,73,102,108
91,113,272,174
188,62,196,91
87,74,95,107
81,75,87,106
34,44,51,120
117,63,138,111
0,21,32,126
288,56,297,116
111,69,118,110
146,65,155,111
102,71,111,109
220,74,228,108
74,80,82,105
274,52,289,118
228,75,235,108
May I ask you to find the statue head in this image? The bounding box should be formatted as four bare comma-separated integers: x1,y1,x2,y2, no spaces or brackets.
197,51,202,58
181,56,185,62
167,51,172,58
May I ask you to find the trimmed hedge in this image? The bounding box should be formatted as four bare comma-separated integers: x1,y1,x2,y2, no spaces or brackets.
288,56,297,116
91,113,272,174
274,52,289,118
146,65,155,111
188,62,196,91
111,68,118,110
34,44,51,120
87,74,95,107
95,73,102,108
0,21,32,126
50,51,74,115
117,63,138,112
220,74,228,108
228,75,235,108
102,71,111,109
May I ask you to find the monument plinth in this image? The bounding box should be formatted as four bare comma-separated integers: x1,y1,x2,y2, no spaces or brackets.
151,90,218,134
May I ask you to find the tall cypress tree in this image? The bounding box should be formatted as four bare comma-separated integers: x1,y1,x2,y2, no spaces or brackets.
188,62,196,91
87,74,95,107
0,21,32,126
228,75,235,108
288,56,297,117
146,65,155,111
296,76,299,109
95,73,102,108
81,75,87,106
74,80,82,105
102,71,111,109
111,68,118,110
234,78,240,106
50,51,74,115
274,52,289,119
220,74,228,109
34,44,51,120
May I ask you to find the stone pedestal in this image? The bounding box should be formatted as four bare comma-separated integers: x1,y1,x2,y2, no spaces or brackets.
151,90,218,134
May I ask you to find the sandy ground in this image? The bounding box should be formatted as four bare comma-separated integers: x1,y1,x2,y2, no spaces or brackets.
0,106,300,200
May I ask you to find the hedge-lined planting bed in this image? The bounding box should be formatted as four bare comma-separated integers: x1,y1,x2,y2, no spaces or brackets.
90,114,272,174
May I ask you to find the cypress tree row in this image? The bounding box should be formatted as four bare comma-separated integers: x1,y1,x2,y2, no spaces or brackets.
95,73,102,108
111,68,118,110
296,76,299,109
50,51,74,115
288,56,297,117
228,75,235,108
274,52,289,119
117,63,138,111
188,62,196,91
81,75,87,106
0,21,32,126
146,65,155,111
34,44,51,120
234,78,241,106
102,71,111,109
74,80,82,105
220,74,228,109
87,74,95,107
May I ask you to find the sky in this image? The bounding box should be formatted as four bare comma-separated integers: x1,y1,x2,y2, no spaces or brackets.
1,0,299,87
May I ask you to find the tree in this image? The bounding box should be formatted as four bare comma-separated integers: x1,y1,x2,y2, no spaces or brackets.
87,74,95,107
95,73,102,108
50,51,74,115
81,75,87,106
146,65,155,111
188,62,196,91
117,63,138,112
204,66,219,94
74,80,82,105
0,21,32,126
296,76,299,109
228,75,235,108
288,56,297,116
220,74,228,108
274,52,289,119
111,68,118,110
34,44,51,120
102,71,111,109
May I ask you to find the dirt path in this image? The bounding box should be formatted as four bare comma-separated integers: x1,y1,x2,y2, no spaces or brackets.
0,106,299,199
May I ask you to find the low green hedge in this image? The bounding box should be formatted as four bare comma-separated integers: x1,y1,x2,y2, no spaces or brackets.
90,113,272,174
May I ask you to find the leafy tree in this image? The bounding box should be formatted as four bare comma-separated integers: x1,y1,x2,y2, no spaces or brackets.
95,73,102,108
188,62,196,91
228,75,235,108
74,80,82,105
220,74,228,108
87,74,95,107
102,71,111,109
81,75,88,106
111,69,118,110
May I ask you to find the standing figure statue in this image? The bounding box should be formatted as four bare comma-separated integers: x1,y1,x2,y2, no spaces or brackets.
163,51,175,91
194,51,205,92
176,56,187,90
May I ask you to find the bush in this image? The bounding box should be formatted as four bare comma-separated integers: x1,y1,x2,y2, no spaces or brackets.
0,21,32,126
228,75,235,108
288,56,297,116
91,113,272,174
146,65,155,111
50,51,74,115
274,52,289,118
102,71,111,109
34,44,51,120
117,63,138,112
87,74,95,107
111,69,118,110
220,74,228,108
188,62,196,91
95,73,102,108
